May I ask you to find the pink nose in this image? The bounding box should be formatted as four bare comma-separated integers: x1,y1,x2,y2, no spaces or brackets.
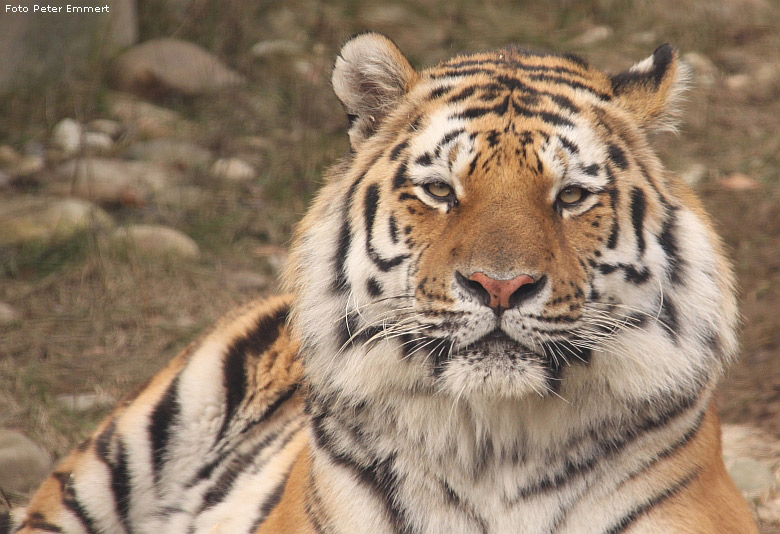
468,272,535,310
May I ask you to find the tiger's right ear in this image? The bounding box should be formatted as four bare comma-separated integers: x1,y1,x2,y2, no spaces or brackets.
332,33,419,148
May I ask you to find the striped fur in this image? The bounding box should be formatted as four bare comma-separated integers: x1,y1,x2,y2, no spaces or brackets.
17,34,756,533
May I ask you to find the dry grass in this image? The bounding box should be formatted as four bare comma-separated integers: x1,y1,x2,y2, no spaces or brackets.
1,1,779,528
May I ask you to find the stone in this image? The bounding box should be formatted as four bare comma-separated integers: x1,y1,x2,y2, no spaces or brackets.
680,164,707,187
726,73,751,92
571,26,613,46
683,52,717,88
106,92,195,138
55,393,114,412
88,119,125,140
719,172,760,191
51,118,83,155
0,196,113,246
0,145,21,167
111,38,244,97
0,170,10,189
250,40,304,58
51,158,176,205
211,157,256,182
126,139,211,169
113,224,200,258
756,496,780,524
726,457,775,498
8,155,44,178
83,132,114,154
0,302,21,324
152,186,209,211
0,430,52,495
225,270,269,291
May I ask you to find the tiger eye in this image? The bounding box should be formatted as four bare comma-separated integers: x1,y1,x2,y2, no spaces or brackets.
558,186,585,205
424,182,455,199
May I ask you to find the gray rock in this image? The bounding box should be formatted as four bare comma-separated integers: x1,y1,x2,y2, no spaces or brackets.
112,38,244,96
106,92,195,139
250,40,304,58
113,224,200,258
50,158,175,205
88,119,125,140
211,157,256,182
8,155,45,178
152,185,209,211
726,457,775,498
0,302,21,324
0,196,113,245
680,164,707,187
225,270,269,291
571,26,613,46
0,145,22,168
83,132,114,154
55,393,114,412
127,139,211,169
0,430,51,495
51,118,83,155
683,52,717,88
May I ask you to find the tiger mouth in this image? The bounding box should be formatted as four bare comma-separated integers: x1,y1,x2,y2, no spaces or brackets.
462,329,528,354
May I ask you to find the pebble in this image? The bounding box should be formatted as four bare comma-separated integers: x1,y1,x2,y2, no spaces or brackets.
55,393,114,412
211,157,256,182
0,302,21,324
88,119,125,139
571,26,613,46
113,224,200,259
683,52,717,88
106,92,194,139
720,172,761,191
51,118,83,155
9,155,44,177
0,430,52,495
0,145,21,167
680,163,707,187
726,457,776,498
111,38,244,97
250,39,303,58
127,139,211,169
0,196,113,245
51,158,176,205
83,132,114,153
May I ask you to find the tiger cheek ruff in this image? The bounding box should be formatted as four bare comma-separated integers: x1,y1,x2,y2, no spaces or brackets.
17,33,757,534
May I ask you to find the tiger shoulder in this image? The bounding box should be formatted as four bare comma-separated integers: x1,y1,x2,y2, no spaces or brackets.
16,33,757,534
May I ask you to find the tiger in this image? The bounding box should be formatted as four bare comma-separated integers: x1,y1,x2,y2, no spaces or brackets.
12,33,758,534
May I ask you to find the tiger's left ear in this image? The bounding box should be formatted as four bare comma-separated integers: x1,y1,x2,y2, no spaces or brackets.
610,44,691,132
332,33,420,148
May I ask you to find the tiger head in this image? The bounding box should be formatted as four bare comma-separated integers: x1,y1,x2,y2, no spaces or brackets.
285,34,738,407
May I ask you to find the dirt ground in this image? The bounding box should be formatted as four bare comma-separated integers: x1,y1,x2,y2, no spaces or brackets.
1,0,778,531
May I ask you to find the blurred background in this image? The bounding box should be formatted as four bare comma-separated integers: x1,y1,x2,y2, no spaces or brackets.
0,0,778,530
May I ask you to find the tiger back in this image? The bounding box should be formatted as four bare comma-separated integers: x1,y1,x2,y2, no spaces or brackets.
15,34,757,534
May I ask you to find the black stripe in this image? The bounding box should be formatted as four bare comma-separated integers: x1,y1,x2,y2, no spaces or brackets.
602,467,701,534
657,208,684,284
15,513,63,533
366,277,383,297
388,215,399,244
608,143,628,169
511,392,701,502
428,85,452,99
52,472,99,534
392,161,408,189
148,376,180,485
389,140,408,161
581,163,600,176
659,295,679,341
198,421,303,514
94,421,132,533
248,462,297,532
332,174,368,293
606,187,619,249
216,306,289,442
309,412,411,534
630,187,647,254
558,135,579,154
454,96,509,119
415,152,433,166
512,100,574,127
526,73,612,100
364,185,409,272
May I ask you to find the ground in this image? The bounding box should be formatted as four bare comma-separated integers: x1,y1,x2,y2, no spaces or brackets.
0,0,778,531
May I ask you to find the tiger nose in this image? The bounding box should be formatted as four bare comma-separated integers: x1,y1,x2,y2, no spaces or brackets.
455,271,542,310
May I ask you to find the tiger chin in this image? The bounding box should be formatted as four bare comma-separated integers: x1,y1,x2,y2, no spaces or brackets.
16,34,757,534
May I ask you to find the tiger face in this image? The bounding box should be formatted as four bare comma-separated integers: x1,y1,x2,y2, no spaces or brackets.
287,34,738,407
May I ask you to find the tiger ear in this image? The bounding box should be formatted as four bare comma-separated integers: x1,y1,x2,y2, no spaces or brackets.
332,33,419,148
609,44,691,132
